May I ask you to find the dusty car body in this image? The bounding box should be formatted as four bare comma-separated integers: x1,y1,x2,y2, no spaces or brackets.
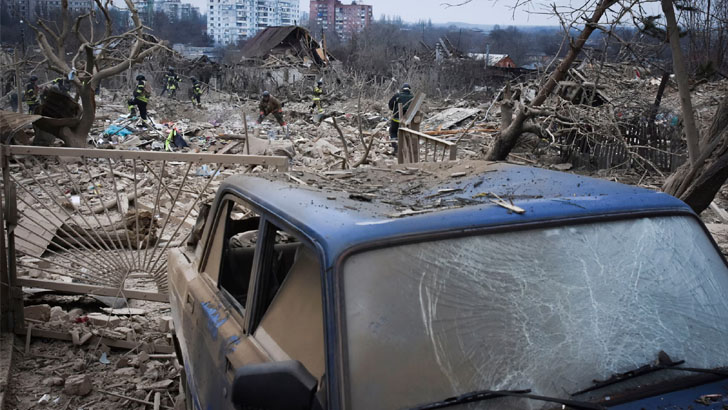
168,162,728,410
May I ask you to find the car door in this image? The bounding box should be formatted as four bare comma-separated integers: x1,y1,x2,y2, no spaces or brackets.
171,196,327,410
242,216,328,408
170,196,267,410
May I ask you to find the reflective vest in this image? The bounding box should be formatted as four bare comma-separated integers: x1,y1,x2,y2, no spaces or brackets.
133,82,148,102
313,86,323,101
166,74,179,90
192,83,202,96
165,128,175,151
24,83,38,104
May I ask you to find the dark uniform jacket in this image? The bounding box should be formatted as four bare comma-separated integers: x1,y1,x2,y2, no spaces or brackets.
259,96,282,115
388,90,413,122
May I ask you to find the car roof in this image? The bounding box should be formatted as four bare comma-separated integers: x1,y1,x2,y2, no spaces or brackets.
218,161,691,267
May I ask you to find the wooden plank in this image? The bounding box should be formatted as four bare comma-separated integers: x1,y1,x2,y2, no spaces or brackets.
16,326,175,353
4,146,289,170
400,128,456,147
216,141,240,155
17,278,169,302
402,92,426,127
449,144,457,161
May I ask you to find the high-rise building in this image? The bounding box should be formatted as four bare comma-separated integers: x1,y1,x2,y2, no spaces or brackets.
310,0,372,38
131,0,201,24
207,0,299,45
7,0,94,20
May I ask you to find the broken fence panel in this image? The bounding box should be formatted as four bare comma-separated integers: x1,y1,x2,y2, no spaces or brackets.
398,127,458,164
1,146,289,307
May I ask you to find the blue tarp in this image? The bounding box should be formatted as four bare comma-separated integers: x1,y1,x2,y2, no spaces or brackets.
103,125,133,137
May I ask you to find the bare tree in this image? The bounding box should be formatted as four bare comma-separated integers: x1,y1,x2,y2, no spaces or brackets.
661,0,700,164
29,0,160,147
661,0,728,213
486,0,619,160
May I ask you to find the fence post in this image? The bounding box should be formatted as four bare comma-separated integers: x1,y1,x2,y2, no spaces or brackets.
0,146,23,333
0,145,9,333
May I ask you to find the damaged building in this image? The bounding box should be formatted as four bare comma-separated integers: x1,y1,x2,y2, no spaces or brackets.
221,25,337,94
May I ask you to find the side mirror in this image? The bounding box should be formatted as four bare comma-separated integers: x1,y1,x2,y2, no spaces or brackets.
231,360,318,410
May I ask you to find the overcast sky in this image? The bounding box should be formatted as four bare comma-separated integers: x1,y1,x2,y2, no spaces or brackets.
301,0,561,26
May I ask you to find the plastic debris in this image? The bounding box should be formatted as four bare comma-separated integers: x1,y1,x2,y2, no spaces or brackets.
99,352,111,364
103,125,133,137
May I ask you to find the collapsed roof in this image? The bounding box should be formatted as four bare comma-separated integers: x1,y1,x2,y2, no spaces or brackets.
239,26,334,67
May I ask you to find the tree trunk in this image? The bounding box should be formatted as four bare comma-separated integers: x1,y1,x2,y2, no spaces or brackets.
500,83,514,129
62,84,95,147
485,0,618,161
663,92,728,214
649,71,671,124
662,0,701,165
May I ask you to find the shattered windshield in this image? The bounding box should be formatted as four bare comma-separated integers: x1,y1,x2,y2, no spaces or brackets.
342,216,728,410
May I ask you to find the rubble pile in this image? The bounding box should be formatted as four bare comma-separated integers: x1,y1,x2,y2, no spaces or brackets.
9,295,180,409
5,51,728,410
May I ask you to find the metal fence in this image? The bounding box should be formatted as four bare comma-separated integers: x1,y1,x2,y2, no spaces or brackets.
558,122,687,172
0,145,287,332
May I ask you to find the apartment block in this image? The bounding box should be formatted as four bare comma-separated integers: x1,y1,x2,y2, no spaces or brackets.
310,0,372,38
8,0,93,20
207,0,299,45
131,0,201,23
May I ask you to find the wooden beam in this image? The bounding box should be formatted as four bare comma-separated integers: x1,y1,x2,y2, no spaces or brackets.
400,128,456,147
402,92,426,127
17,278,169,302
423,128,497,136
16,326,175,353
3,146,289,170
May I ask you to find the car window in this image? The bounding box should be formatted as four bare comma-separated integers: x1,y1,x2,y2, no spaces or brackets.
209,199,260,315
251,221,325,380
341,215,728,410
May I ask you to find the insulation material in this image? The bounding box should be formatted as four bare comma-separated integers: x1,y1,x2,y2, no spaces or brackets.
343,216,728,409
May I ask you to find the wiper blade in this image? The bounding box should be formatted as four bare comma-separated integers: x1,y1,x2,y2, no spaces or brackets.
572,350,728,396
407,388,606,410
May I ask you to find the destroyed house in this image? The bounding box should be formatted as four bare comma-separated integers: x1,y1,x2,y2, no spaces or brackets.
468,53,517,68
239,26,333,67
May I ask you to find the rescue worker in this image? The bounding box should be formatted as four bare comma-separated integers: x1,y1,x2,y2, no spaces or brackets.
163,67,180,98
190,77,202,108
51,77,71,95
24,75,39,114
387,83,414,154
310,79,324,114
129,74,151,126
257,91,288,137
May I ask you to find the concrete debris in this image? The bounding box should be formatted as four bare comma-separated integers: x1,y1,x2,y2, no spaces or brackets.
86,313,122,327
113,367,137,377
101,308,146,316
41,377,64,387
63,374,92,396
136,379,173,391
49,306,68,322
158,316,174,333
24,304,51,322
37,394,51,405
